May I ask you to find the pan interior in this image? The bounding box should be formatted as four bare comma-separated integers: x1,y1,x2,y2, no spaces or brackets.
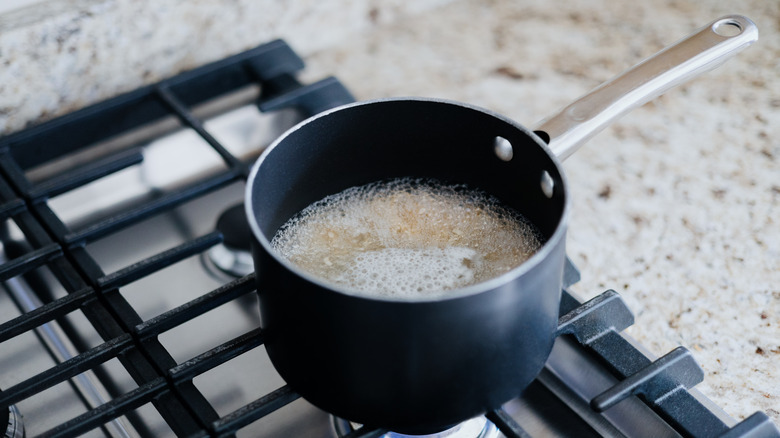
250,99,565,241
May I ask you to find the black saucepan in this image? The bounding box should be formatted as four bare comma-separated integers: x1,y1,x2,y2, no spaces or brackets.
245,16,756,434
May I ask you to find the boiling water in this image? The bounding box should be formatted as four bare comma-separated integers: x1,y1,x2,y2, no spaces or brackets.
270,178,543,298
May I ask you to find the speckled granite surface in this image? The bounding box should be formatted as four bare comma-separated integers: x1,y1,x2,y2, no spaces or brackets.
2,0,778,428
0,0,453,133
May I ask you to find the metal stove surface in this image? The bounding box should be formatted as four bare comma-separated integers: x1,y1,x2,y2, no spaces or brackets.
0,40,777,438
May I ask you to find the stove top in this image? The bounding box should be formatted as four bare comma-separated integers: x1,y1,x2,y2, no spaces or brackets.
0,40,777,438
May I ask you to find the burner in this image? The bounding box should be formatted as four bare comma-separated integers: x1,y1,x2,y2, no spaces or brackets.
333,416,500,438
204,203,254,278
1,397,24,438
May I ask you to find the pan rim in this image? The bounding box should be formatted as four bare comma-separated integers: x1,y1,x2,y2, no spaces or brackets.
245,96,571,303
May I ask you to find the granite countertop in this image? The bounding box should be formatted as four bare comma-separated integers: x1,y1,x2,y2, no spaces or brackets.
1,0,778,429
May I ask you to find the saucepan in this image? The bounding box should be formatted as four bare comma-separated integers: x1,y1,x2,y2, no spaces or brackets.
245,16,757,434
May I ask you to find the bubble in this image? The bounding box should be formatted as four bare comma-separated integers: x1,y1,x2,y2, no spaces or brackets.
270,177,543,298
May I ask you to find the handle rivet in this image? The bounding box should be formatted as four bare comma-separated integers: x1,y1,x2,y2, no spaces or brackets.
494,136,513,161
541,171,555,198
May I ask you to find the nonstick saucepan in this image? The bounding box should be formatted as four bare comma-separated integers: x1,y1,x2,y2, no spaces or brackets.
245,16,757,434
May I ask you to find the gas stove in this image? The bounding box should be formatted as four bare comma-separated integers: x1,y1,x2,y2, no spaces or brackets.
0,40,777,438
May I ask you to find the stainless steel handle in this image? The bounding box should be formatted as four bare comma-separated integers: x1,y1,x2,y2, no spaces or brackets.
535,15,758,161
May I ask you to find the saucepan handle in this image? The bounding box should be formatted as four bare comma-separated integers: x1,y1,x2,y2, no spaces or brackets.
534,15,758,161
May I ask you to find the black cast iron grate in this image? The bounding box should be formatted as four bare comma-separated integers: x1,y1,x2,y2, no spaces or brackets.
0,39,776,438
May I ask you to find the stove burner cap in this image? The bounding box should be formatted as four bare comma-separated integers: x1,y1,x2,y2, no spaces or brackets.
205,203,254,278
216,203,252,252
333,416,499,438
1,393,24,438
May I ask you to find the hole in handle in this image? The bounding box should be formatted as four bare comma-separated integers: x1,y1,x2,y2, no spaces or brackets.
712,19,743,37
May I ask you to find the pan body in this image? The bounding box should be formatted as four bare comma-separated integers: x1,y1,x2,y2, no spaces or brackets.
245,98,569,434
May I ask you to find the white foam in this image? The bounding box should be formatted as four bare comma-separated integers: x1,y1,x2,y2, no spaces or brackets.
333,246,480,298
271,178,542,298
